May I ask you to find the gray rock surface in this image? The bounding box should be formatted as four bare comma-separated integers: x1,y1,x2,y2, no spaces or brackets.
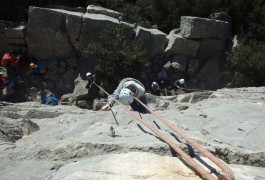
0,87,265,179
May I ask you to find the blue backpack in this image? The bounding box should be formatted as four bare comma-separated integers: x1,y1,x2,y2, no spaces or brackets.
41,96,58,106
158,71,167,80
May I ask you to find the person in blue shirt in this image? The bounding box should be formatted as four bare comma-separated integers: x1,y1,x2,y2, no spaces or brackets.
29,63,39,74
169,78,187,94
173,79,187,88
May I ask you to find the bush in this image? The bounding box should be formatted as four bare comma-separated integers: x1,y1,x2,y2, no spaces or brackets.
83,25,149,84
227,38,265,85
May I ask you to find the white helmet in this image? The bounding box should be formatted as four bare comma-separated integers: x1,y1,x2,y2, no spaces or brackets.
119,88,134,105
86,72,92,78
179,79,185,84
151,82,159,90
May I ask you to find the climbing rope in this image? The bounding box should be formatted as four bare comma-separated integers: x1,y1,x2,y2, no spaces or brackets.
134,96,235,180
93,82,235,180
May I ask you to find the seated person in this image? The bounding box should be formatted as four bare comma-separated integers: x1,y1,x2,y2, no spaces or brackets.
29,63,40,74
169,78,187,94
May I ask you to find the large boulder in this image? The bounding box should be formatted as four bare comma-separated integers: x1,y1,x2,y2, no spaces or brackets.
52,152,202,180
86,4,124,19
196,38,226,67
26,7,76,59
136,26,168,58
76,13,132,50
180,16,230,39
166,29,199,58
196,58,221,89
26,6,133,60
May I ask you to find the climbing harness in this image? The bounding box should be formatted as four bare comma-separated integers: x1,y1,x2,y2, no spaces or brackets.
93,82,235,180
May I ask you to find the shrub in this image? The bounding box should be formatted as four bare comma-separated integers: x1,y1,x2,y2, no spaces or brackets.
227,38,265,85
83,25,149,84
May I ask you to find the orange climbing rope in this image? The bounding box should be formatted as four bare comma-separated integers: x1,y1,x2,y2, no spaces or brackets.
134,96,235,180
93,82,235,180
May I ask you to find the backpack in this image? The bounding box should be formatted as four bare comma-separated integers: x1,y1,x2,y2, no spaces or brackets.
41,96,58,106
158,71,167,80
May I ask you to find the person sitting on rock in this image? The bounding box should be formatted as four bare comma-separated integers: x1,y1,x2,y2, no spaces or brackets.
101,77,149,114
29,63,39,74
169,78,187,94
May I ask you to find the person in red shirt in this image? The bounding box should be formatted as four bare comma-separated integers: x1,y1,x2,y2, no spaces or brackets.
1,51,19,68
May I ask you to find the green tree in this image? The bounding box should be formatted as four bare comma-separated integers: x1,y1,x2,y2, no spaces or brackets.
247,0,265,40
227,39,265,85
83,25,149,84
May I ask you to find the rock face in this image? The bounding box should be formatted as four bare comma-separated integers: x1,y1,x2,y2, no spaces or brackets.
52,152,202,180
180,16,229,39
0,87,265,179
0,5,235,103
25,6,129,60
26,7,76,59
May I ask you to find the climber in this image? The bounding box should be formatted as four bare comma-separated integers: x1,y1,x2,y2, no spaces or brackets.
101,77,149,114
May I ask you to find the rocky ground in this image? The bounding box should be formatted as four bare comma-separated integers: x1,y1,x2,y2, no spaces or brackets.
0,87,265,180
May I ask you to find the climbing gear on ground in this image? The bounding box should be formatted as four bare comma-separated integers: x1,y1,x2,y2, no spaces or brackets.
41,96,58,106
